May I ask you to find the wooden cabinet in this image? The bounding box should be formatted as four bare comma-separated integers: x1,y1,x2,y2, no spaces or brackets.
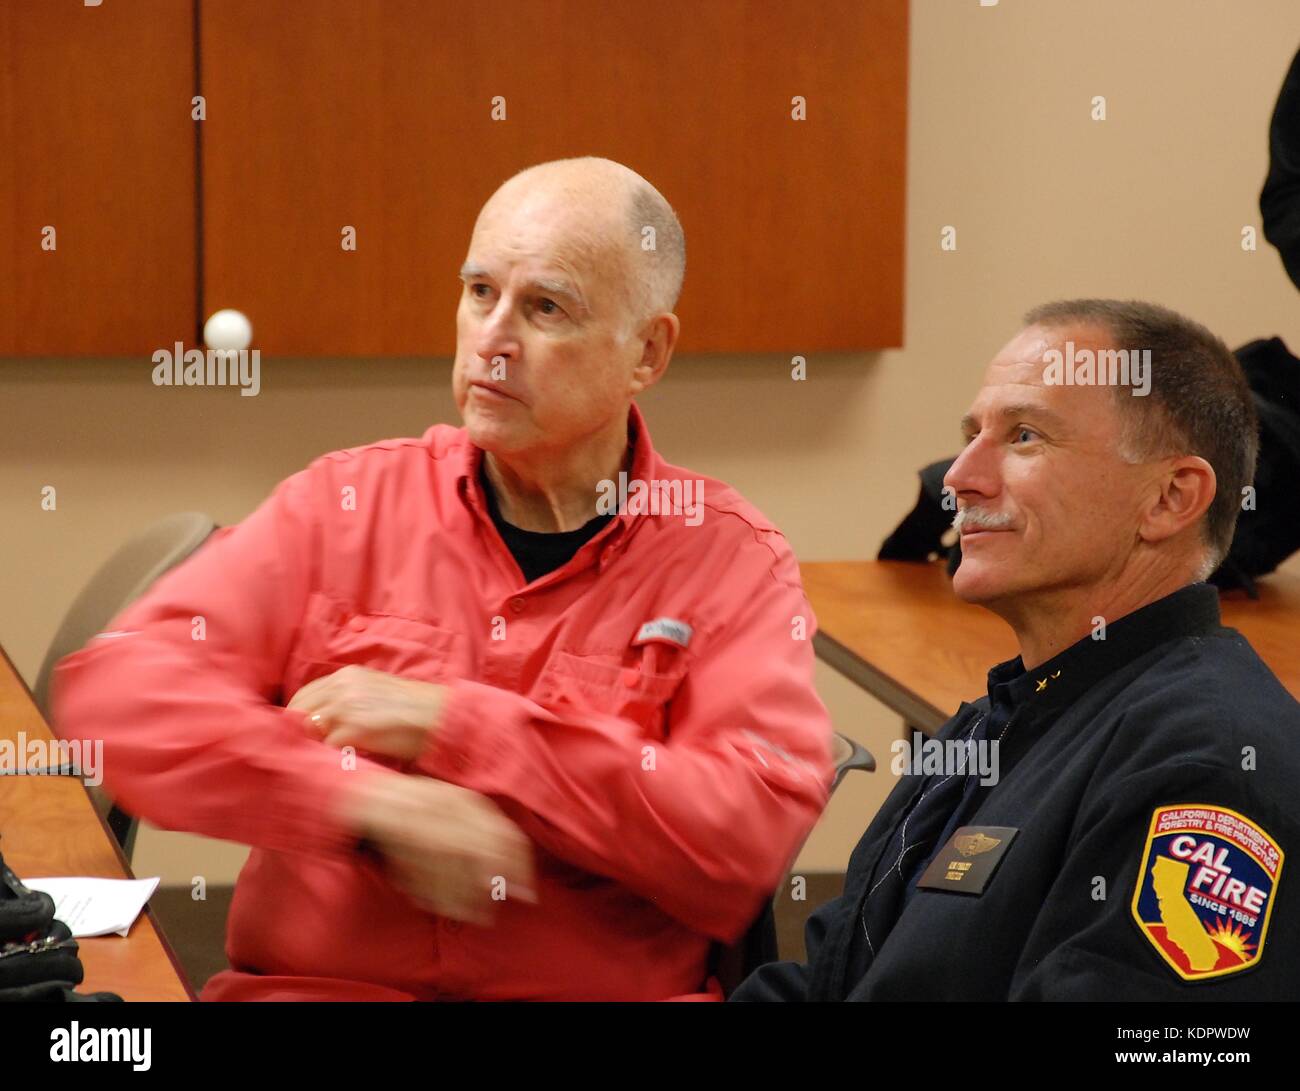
0,1,196,356
3,1,906,357
199,0,907,355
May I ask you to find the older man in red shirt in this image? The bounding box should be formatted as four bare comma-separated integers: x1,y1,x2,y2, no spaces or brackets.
53,156,833,1001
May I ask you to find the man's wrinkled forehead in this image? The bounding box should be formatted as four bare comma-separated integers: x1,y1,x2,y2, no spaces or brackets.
960,328,1056,423
982,325,1061,386
470,183,624,278
964,324,1116,431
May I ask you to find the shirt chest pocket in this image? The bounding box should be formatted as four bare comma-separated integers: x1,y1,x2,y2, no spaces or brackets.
536,649,687,739
284,594,466,697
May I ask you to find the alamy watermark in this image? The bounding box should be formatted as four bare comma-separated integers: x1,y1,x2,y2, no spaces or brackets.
596,473,705,526
1042,340,1150,396
152,342,260,397
0,732,102,787
891,729,1000,786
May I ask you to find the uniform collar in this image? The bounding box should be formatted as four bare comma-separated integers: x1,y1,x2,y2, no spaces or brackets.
984,582,1222,719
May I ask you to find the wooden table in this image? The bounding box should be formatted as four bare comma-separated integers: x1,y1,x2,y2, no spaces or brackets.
0,647,193,1001
802,560,1300,734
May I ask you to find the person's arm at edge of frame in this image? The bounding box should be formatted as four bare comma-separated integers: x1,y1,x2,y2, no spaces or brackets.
50,462,393,860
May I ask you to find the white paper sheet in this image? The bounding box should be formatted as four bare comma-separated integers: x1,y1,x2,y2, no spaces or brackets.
23,876,161,938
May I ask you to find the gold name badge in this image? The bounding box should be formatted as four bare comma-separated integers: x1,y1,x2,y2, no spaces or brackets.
916,826,1019,895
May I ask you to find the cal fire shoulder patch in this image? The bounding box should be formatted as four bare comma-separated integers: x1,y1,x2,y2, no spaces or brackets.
1130,804,1283,982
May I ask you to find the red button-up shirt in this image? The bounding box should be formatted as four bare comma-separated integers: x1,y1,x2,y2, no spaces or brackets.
52,404,833,1001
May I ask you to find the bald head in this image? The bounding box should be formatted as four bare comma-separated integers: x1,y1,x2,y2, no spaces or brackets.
477,157,685,328
454,157,684,462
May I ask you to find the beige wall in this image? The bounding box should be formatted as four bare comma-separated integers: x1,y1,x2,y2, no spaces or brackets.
5,0,1300,888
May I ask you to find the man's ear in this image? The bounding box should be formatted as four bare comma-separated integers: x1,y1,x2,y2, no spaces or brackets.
1138,455,1216,546
630,313,680,395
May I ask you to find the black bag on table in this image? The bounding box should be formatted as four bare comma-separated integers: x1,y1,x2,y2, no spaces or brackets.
877,456,961,574
0,851,123,1002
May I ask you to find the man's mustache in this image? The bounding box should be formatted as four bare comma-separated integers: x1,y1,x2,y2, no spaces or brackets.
952,507,1015,533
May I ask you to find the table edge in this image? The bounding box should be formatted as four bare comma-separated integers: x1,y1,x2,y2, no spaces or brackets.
1,642,198,1002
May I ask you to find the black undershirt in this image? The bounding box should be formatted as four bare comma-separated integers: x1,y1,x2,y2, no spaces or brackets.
480,464,614,583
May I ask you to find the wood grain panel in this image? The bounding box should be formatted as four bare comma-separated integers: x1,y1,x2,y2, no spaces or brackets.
200,0,906,355
0,0,197,356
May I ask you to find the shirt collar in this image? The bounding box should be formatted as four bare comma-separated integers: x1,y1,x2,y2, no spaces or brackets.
456,401,659,554
984,581,1223,718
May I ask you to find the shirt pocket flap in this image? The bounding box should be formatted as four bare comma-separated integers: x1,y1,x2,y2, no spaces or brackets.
542,649,685,707
289,593,462,683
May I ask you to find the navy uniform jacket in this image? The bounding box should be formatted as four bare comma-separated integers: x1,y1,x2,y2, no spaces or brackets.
733,583,1300,1000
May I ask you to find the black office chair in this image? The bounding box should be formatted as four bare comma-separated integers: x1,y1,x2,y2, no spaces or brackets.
713,730,876,995
35,513,218,862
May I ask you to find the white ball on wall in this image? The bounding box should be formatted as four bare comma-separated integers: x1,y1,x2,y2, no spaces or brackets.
203,309,253,351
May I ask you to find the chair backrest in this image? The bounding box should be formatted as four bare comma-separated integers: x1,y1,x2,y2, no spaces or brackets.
830,730,876,787
34,512,217,863
34,512,218,721
714,729,875,995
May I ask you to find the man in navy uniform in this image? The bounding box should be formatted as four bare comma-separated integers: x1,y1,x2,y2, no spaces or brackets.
734,299,1300,1000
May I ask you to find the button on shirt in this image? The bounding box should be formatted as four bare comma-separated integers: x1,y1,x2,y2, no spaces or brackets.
52,404,834,1001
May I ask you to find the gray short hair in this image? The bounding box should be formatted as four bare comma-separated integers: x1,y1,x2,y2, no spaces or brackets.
627,182,686,323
